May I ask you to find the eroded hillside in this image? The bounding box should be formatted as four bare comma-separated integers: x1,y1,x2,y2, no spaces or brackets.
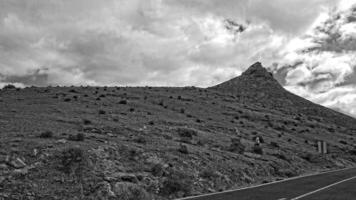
0,63,356,200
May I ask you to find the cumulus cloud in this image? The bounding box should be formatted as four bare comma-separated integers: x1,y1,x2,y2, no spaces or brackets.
0,0,339,87
276,1,356,117
0,0,356,117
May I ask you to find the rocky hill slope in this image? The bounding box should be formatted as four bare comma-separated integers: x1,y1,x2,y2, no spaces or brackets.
0,62,356,200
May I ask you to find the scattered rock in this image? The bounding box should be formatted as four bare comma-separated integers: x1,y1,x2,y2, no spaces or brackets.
56,139,67,144
105,172,139,183
9,157,27,169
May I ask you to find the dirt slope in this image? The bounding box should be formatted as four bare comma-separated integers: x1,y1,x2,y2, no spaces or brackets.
0,62,356,200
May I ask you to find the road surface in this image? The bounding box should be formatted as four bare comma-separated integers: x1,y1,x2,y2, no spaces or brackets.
178,167,356,200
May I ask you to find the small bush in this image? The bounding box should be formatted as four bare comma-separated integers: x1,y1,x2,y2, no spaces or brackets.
228,138,245,154
349,149,356,155
83,119,92,125
301,153,318,163
339,140,347,145
252,145,263,155
133,136,146,144
113,182,149,200
129,108,135,112
151,163,165,177
119,99,127,104
64,98,71,102
177,128,197,139
160,170,192,196
39,131,54,138
180,108,185,114
60,147,86,174
69,89,78,93
199,168,218,179
3,84,16,90
98,110,106,114
68,133,85,141
273,153,288,161
178,144,189,154
270,141,280,148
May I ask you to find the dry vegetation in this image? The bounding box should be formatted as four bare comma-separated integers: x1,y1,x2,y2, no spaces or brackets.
0,63,356,199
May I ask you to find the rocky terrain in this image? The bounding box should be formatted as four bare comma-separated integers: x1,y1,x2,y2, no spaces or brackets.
0,62,356,200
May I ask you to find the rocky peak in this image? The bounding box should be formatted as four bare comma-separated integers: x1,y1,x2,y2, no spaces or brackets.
241,62,274,79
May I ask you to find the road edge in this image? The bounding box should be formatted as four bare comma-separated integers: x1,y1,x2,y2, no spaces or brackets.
177,166,356,200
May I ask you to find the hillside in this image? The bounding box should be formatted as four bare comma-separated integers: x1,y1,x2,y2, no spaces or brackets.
0,62,356,200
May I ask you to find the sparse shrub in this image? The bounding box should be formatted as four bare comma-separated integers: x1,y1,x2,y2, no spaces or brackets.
270,141,280,148
178,144,189,154
196,119,202,123
301,153,318,163
64,98,71,102
177,128,197,139
96,97,101,101
133,136,146,144
277,169,297,178
199,168,218,179
98,110,106,114
273,153,288,161
99,94,106,98
113,182,149,200
69,89,77,93
151,163,165,177
119,99,127,104
39,131,54,138
339,140,347,145
328,127,335,133
186,114,192,118
3,84,16,90
68,133,85,141
148,121,154,125
252,145,263,155
160,170,192,196
180,108,185,114
83,119,92,125
158,100,164,106
349,148,356,155
129,108,135,112
60,147,86,174
177,96,182,100
228,138,245,153
287,138,292,142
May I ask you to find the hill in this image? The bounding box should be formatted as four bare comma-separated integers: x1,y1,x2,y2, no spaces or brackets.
0,62,356,200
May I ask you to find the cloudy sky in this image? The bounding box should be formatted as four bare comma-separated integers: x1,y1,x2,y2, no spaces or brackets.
0,0,356,117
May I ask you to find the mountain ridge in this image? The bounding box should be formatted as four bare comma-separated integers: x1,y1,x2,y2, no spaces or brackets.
0,63,356,200
210,62,356,128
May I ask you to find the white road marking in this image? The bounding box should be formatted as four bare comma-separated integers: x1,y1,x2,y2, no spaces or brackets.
291,175,356,200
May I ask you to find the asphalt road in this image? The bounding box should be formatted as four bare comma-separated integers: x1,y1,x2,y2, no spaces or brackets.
178,167,356,200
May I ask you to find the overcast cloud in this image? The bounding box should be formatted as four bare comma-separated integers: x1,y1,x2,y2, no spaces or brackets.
0,0,355,117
